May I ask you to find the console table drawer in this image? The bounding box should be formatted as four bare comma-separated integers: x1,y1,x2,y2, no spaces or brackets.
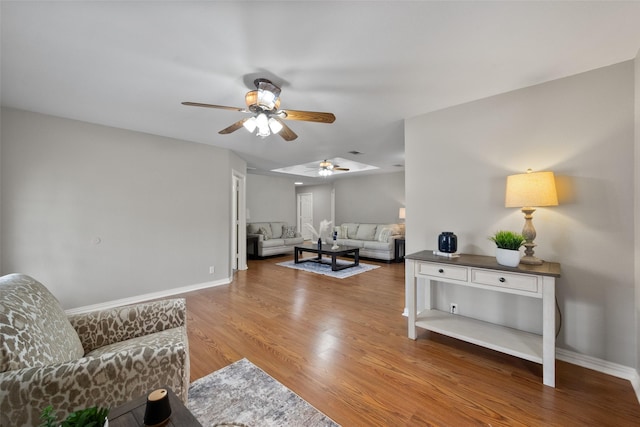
471,269,538,293
418,262,468,281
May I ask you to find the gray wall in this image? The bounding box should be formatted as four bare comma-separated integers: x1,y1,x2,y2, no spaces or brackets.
406,61,636,367
246,174,297,225
295,172,406,231
1,108,245,309
334,171,405,224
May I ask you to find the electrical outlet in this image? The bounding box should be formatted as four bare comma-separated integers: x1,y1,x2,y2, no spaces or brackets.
209,266,215,274
450,303,458,314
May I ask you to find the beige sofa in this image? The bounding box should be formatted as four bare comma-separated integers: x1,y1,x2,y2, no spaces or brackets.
333,223,404,261
247,221,304,257
0,274,190,427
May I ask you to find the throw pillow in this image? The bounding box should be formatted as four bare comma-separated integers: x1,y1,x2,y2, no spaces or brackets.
345,223,359,239
258,226,271,240
340,225,349,239
356,224,377,240
378,228,392,242
282,225,296,238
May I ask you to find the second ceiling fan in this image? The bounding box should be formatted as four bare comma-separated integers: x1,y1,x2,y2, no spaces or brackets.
182,78,335,141
318,159,349,176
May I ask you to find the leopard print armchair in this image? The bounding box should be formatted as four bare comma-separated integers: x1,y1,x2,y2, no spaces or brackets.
0,273,190,427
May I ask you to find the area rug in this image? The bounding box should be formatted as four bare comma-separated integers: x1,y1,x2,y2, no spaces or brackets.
188,358,340,427
276,258,379,279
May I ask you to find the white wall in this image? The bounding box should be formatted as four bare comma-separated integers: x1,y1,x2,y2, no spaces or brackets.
406,61,636,367
334,171,405,224
246,173,297,225
1,108,245,309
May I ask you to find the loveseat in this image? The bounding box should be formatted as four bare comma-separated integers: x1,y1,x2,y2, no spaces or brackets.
247,221,304,257
0,274,190,427
333,223,404,261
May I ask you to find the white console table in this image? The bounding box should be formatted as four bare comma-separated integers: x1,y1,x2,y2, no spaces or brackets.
405,251,561,387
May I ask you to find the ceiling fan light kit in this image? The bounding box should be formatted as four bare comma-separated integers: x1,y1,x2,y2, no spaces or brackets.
183,78,335,142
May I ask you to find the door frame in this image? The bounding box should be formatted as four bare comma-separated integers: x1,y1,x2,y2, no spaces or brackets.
297,192,313,240
231,170,247,271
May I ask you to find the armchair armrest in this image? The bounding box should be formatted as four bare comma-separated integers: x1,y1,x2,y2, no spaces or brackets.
68,298,186,353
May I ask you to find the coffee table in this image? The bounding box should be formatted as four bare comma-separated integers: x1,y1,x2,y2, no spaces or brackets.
294,243,359,271
108,387,202,427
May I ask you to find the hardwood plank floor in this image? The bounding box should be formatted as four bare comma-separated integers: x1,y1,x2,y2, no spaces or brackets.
178,256,640,426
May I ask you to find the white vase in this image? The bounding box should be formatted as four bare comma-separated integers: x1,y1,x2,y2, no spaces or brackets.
495,248,521,267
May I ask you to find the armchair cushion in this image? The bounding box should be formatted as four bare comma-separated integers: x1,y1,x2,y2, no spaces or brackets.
0,274,84,372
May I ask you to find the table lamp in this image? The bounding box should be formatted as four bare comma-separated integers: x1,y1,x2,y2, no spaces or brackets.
505,169,558,265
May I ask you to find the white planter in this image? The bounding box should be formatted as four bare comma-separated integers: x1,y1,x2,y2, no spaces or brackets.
495,248,521,267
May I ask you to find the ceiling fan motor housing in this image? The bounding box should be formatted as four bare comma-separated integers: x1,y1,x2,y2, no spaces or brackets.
245,79,282,112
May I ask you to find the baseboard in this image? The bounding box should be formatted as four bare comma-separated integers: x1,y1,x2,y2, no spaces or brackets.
556,348,640,403
65,276,232,315
558,348,640,403
556,348,636,380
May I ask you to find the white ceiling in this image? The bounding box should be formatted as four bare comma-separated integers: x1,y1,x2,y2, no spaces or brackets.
2,1,640,184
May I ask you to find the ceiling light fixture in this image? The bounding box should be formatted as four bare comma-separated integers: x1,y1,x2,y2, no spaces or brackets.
318,168,333,177
268,117,283,134
243,117,257,132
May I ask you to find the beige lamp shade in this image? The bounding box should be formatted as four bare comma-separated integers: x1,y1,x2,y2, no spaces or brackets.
399,207,406,219
505,170,558,208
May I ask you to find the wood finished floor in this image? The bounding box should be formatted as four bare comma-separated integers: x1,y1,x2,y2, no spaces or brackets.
179,256,640,426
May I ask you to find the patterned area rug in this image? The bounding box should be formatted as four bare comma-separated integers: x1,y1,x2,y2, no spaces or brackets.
276,258,380,279
188,359,340,427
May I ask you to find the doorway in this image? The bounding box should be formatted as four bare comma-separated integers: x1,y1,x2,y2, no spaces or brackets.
297,192,313,241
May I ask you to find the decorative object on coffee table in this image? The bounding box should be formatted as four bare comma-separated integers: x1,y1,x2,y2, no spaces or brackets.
505,169,558,265
305,219,333,243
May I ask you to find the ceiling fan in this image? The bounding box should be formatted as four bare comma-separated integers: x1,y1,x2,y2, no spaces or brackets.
318,159,349,176
182,78,336,141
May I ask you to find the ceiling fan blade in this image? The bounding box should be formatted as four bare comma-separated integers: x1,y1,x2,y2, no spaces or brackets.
281,109,336,124
219,118,249,134
275,119,298,141
334,167,350,171
182,101,246,112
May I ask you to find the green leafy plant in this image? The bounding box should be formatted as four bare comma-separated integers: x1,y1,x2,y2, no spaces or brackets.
40,405,109,427
489,230,525,250
39,406,57,427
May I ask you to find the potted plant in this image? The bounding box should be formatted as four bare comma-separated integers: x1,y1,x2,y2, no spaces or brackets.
40,405,110,427
489,230,525,267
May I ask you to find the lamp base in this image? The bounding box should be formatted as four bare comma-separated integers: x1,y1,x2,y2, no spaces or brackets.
520,255,543,265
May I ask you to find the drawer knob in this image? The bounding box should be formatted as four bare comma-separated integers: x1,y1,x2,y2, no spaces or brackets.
438,269,444,273
499,277,506,283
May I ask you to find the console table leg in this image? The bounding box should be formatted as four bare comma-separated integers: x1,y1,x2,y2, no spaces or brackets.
405,260,417,339
542,276,556,387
